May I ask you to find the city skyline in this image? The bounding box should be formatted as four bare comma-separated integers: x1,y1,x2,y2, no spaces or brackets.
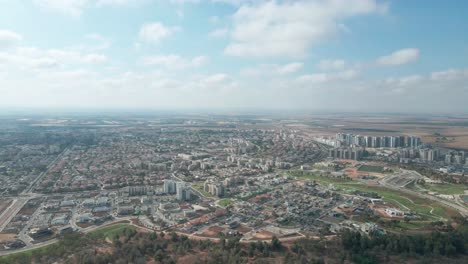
1,0,468,112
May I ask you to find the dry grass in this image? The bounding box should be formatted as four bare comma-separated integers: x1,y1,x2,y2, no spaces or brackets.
198,226,224,238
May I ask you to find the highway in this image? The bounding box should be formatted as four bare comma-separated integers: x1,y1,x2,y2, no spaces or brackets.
0,216,134,257
23,147,69,194
379,170,468,217
0,148,70,247
0,199,28,233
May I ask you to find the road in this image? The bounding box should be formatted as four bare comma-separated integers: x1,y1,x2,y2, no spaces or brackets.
0,198,28,233
0,148,70,245
379,170,468,217
23,147,69,194
0,216,134,257
17,205,45,247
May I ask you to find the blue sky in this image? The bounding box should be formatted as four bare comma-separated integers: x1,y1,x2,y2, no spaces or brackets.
0,0,467,112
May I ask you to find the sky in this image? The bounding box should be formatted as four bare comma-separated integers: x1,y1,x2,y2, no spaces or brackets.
0,0,467,112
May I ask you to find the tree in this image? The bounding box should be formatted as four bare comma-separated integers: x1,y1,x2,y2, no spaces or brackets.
171,231,179,242
271,236,282,251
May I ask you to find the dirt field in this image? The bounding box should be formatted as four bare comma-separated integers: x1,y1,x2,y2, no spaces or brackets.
235,225,252,234
17,199,42,216
0,233,17,242
198,226,224,238
252,231,275,240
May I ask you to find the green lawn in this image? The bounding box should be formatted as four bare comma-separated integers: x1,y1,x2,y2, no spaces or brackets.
289,171,459,220
89,223,135,239
218,198,234,207
0,233,87,263
0,245,47,263
423,183,467,195
290,170,461,221
334,183,459,220
192,183,216,198
358,165,384,173
376,220,435,232
0,225,136,263
289,171,353,185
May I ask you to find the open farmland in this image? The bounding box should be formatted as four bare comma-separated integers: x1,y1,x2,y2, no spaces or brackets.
304,114,468,151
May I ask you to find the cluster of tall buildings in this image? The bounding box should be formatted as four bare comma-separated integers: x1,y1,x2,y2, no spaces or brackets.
335,133,421,148
397,148,467,165
445,151,466,165
120,186,153,196
163,179,191,201
203,180,225,197
398,148,439,162
329,147,364,160
226,155,291,172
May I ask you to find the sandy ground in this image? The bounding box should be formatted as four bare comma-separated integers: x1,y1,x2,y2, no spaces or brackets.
0,233,17,242
235,225,252,234
252,231,275,240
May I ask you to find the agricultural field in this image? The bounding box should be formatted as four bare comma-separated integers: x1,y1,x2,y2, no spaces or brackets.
306,114,468,151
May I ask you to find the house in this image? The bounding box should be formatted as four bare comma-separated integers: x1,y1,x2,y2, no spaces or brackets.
385,208,404,217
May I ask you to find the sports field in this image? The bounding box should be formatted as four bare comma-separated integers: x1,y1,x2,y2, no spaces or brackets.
357,165,384,173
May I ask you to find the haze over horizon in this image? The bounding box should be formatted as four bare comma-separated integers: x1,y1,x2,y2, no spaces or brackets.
1,0,468,112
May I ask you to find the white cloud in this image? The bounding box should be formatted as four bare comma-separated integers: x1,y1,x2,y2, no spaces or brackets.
297,73,329,83
138,22,180,44
46,49,108,64
176,9,184,18
211,0,258,5
96,0,147,6
225,0,385,57
277,62,304,74
242,62,303,76
430,69,467,81
385,74,423,87
209,28,228,38
169,0,201,4
34,0,152,16
377,48,420,66
0,30,22,49
297,69,358,84
84,33,111,51
209,16,220,24
82,53,108,63
318,59,345,70
143,54,208,69
30,58,60,69
0,46,109,72
203,73,229,83
33,0,89,17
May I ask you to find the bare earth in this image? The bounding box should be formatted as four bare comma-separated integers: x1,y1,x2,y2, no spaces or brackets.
0,233,17,242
